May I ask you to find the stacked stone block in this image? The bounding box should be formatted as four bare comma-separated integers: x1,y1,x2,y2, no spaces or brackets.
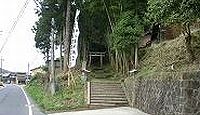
123,72,200,115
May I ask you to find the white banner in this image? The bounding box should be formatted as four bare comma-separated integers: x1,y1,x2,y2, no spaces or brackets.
68,9,80,68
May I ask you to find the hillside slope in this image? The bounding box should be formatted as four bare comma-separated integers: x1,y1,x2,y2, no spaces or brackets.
0,68,11,73
138,30,200,78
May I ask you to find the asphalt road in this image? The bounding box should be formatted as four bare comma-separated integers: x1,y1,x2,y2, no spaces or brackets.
0,84,45,115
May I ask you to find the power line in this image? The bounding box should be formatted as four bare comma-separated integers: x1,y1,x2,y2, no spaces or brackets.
0,0,31,54
33,0,41,9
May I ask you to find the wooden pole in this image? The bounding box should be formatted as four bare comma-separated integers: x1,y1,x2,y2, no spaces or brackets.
87,81,91,105
50,18,55,95
100,55,103,68
63,0,71,72
134,45,138,69
59,32,63,72
88,55,92,67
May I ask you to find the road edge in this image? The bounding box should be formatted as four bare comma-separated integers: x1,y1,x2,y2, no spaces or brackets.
17,85,33,115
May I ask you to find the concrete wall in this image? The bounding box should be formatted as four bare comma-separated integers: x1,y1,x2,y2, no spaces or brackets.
123,72,200,115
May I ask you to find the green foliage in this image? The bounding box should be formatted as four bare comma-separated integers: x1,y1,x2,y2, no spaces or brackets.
147,0,200,24
32,0,66,58
147,0,177,23
32,17,51,57
79,0,109,46
146,0,200,61
121,0,147,15
79,0,147,51
176,0,200,22
109,13,144,52
26,76,85,112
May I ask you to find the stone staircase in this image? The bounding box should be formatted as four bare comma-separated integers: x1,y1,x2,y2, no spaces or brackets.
89,81,129,108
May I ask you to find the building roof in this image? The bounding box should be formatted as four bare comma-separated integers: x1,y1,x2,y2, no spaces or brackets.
30,66,42,71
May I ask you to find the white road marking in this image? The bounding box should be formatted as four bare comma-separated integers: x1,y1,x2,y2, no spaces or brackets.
17,85,33,115
25,104,34,107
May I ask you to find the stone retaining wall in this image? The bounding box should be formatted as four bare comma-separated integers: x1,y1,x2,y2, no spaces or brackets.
123,72,200,115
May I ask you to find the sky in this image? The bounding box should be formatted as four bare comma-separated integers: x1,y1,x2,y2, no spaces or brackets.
0,0,44,72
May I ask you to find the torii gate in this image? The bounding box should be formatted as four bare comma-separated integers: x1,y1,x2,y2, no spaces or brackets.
88,52,106,68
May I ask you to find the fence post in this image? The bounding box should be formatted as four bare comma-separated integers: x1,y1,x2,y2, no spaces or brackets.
87,81,91,105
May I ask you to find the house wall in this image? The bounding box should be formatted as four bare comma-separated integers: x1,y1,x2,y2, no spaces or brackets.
15,73,26,84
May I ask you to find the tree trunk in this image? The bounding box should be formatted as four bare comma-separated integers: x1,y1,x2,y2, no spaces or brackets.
115,50,119,72
110,55,115,70
134,45,138,69
102,0,113,32
63,0,71,72
185,35,194,61
184,22,195,62
107,45,115,70
130,48,135,70
122,51,128,75
46,51,50,71
59,31,63,72
82,38,87,69
119,52,123,73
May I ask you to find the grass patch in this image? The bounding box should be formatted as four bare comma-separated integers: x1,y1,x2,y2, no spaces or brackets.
25,77,86,113
137,30,200,79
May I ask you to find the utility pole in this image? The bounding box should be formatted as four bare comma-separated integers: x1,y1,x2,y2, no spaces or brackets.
0,31,3,82
26,62,30,84
50,18,56,95
27,62,30,76
0,57,4,82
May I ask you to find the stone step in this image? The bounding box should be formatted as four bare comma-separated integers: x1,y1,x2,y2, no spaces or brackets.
91,92,125,95
92,81,121,84
91,97,127,101
91,82,121,85
91,88,122,91
89,81,128,108
91,86,122,89
91,91,124,94
91,88,124,92
90,103,118,107
91,99,128,104
90,103,128,107
91,83,121,86
91,85,122,88
91,94,126,98
91,84,121,87
91,91,124,95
